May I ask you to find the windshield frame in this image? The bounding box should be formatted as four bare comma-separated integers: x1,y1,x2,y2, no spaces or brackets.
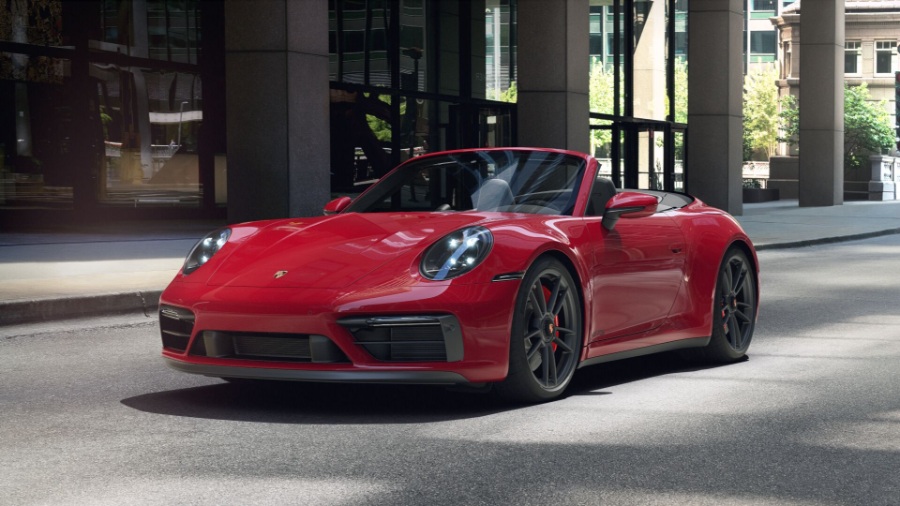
345,148,592,216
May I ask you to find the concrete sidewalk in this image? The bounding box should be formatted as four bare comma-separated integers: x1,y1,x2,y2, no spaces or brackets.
2,200,900,326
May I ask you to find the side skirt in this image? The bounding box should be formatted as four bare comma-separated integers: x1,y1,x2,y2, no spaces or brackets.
577,336,710,369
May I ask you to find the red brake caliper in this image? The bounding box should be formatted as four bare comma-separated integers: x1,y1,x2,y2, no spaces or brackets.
542,286,559,352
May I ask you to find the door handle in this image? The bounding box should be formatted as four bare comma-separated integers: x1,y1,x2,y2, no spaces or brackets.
670,243,684,254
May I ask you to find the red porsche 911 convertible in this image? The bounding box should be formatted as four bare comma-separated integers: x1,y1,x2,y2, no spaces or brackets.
159,147,758,402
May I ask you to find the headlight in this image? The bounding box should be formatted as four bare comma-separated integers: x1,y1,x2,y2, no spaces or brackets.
183,228,231,275
420,227,493,281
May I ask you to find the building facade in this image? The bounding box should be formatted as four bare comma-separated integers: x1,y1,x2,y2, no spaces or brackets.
773,0,900,132
744,0,796,72
1,0,772,228
0,0,226,227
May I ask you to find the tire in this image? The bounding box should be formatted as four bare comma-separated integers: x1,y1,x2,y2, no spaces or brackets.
688,247,757,363
495,257,583,403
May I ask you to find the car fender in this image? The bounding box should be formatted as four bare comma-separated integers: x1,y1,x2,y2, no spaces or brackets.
668,199,759,337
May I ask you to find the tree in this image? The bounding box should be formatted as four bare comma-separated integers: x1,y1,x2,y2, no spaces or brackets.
777,93,799,149
589,62,618,157
672,58,688,160
844,83,895,172
743,64,780,160
499,81,517,103
487,81,517,103
778,83,894,173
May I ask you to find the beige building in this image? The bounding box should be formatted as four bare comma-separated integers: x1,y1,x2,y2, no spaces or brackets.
773,0,900,152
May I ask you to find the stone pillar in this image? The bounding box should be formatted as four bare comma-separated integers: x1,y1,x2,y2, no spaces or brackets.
224,0,331,222
516,0,589,153
799,1,844,207
686,0,743,215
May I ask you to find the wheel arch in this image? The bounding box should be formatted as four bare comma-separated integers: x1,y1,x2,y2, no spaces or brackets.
528,249,589,357
725,237,761,314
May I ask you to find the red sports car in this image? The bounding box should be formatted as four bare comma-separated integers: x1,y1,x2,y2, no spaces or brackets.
159,148,758,402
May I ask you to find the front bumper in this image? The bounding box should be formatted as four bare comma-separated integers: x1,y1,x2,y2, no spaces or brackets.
159,278,520,384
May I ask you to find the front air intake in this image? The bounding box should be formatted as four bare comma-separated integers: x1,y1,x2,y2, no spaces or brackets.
159,305,195,352
338,315,464,363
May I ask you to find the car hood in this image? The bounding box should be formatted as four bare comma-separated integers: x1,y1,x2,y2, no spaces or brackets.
207,212,496,289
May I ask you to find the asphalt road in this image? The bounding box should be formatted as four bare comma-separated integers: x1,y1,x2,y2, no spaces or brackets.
2,236,899,506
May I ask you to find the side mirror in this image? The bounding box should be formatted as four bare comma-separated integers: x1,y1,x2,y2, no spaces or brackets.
602,192,659,231
323,196,352,215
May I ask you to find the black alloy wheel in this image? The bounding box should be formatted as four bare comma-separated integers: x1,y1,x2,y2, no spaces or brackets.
496,257,583,402
689,247,757,363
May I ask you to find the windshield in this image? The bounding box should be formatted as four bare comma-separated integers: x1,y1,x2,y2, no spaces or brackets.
346,150,588,215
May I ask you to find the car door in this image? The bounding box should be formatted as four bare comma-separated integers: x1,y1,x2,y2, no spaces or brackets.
585,210,686,345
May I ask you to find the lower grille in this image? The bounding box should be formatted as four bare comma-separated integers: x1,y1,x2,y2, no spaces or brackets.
189,331,348,363
234,334,312,360
338,315,464,363
159,305,195,352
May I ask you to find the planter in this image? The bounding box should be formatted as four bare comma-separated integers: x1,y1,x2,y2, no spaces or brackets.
742,187,780,203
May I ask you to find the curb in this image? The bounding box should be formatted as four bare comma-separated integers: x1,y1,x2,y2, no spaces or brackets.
754,227,900,251
0,291,162,327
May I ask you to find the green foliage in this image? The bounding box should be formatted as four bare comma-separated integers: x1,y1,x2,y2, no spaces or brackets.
672,58,688,159
742,64,780,160
672,58,688,125
844,83,895,172
589,63,616,156
366,94,397,143
778,83,894,173
743,178,762,189
499,81,517,103
487,81,517,103
777,94,799,147
99,107,112,140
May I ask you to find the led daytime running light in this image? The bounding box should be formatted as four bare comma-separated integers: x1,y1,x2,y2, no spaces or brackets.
420,227,493,281
183,228,231,275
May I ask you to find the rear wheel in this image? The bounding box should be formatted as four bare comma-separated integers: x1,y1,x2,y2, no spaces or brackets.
496,257,583,403
688,247,757,363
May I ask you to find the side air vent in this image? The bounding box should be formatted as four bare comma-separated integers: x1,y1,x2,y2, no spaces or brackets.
338,315,464,363
159,305,195,352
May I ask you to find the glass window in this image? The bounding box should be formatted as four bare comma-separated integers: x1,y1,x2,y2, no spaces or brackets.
845,41,861,75
1,0,222,215
329,0,393,87
752,0,776,11
94,64,203,206
750,31,776,55
0,53,75,208
483,0,515,102
399,1,426,92
633,0,667,121
876,41,895,75
590,34,604,57
329,90,394,190
590,13,602,34
0,1,64,46
92,0,201,64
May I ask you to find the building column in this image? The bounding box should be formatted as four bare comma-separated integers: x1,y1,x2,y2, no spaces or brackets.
224,0,331,222
686,0,743,215
516,0,589,153
799,1,844,206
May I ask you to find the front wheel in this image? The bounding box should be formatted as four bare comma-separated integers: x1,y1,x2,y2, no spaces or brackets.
495,257,583,403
